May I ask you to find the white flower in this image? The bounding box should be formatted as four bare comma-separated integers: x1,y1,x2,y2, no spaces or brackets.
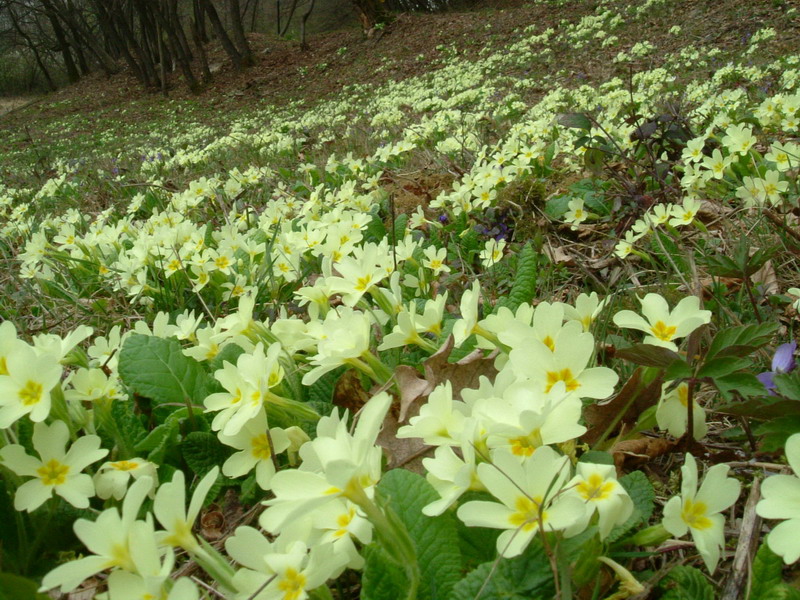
756,434,800,563
613,293,711,351
1,420,107,512
662,454,740,573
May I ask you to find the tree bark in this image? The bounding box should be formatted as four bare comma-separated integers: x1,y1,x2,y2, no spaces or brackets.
226,0,253,65
8,5,56,90
201,0,244,70
38,0,79,83
299,0,314,50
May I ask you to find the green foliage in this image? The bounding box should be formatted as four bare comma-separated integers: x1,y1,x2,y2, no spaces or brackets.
750,543,800,599
705,322,779,360
180,431,231,476
657,565,715,600
0,573,51,600
450,539,554,600
495,242,538,312
609,471,655,544
119,334,213,408
373,469,463,600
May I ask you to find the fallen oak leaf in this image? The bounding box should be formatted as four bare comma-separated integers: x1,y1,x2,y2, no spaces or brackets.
394,334,499,425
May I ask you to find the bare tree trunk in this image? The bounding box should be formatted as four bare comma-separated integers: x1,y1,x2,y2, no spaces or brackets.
190,17,212,82
156,15,167,95
226,0,253,65
201,0,244,70
279,0,298,36
299,0,314,50
8,5,56,90
249,0,259,32
351,0,386,32
38,0,80,82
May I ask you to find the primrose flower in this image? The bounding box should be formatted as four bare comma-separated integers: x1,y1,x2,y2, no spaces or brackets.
668,197,701,228
452,281,481,346
564,197,588,230
40,476,158,594
757,341,797,394
656,381,707,439
260,393,391,533
94,457,158,500
756,433,800,563
0,341,63,428
662,453,741,573
480,238,506,268
508,324,618,400
204,342,285,436
302,308,373,385
153,466,219,551
559,292,606,332
226,528,347,600
457,446,584,557
565,462,633,539
0,420,107,512
218,408,290,490
612,293,711,351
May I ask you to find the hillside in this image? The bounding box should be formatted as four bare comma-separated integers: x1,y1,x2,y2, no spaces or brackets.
1,0,800,598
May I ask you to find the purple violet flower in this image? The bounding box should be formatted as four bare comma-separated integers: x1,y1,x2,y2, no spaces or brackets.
757,341,797,394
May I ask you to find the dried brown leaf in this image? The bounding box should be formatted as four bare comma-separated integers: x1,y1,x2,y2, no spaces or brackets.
332,368,370,414
751,259,779,296
611,436,676,472
583,368,663,446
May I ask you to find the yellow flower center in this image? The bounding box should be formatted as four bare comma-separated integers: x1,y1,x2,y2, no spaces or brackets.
37,458,69,486
335,508,355,538
0,356,8,375
542,335,555,351
110,460,138,471
545,368,580,393
19,380,43,406
508,495,546,532
576,473,615,502
355,274,372,292
650,320,677,342
278,568,307,600
215,256,231,270
678,385,689,407
250,434,273,460
510,428,544,457
681,498,712,530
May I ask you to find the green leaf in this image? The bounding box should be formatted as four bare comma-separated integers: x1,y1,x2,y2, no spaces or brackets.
614,344,684,367
119,334,212,407
657,565,714,600
697,356,751,379
362,544,408,600
377,469,462,600
579,450,615,465
545,194,571,219
450,539,554,600
608,471,654,544
755,417,800,452
750,543,785,600
180,431,231,477
0,574,50,600
706,323,779,360
717,396,800,418
775,371,800,401
559,112,592,130
111,399,148,449
495,243,538,312
714,372,767,400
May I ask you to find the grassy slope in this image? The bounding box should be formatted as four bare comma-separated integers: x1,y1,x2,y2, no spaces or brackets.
0,0,800,591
